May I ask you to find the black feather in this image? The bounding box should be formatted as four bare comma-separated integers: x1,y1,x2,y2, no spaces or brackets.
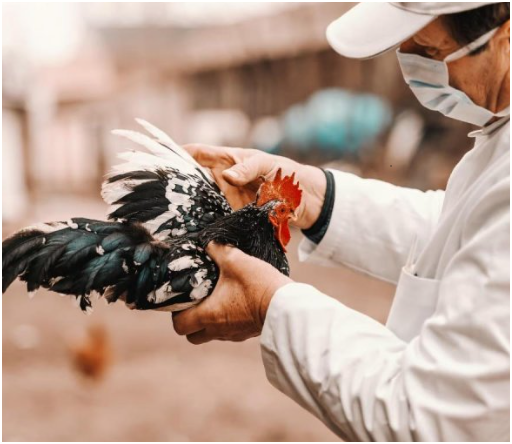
2,231,46,270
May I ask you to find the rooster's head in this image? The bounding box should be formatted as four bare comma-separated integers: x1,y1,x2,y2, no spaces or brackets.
256,169,302,252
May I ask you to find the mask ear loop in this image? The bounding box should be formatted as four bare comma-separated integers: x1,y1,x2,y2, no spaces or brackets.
444,27,499,63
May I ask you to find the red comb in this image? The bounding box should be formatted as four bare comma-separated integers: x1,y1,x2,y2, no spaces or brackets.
256,168,302,210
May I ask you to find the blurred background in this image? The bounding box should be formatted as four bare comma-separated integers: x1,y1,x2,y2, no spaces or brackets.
2,2,475,442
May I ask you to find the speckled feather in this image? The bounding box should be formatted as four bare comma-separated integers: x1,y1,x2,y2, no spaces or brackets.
102,120,232,239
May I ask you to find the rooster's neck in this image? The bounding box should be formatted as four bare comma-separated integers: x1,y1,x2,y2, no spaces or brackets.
197,203,290,275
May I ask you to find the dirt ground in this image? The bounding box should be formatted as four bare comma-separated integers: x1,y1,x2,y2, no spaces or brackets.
2,196,395,442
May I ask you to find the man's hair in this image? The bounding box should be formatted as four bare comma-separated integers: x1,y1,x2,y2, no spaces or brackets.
443,2,510,54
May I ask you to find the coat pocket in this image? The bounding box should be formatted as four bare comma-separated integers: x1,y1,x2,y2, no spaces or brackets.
386,266,441,343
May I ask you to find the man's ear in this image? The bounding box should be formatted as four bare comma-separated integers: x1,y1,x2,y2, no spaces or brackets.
496,19,510,46
489,20,510,58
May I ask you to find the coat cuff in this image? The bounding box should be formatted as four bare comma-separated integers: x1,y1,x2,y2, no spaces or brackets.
297,169,352,267
301,169,336,244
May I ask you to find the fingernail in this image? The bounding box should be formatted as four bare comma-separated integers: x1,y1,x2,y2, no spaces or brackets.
225,169,239,179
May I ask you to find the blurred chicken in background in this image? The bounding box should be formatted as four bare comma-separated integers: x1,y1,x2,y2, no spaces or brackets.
69,323,112,381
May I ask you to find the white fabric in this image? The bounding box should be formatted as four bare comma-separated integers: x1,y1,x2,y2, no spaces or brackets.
261,118,510,441
326,2,493,60
391,2,500,15
326,3,434,60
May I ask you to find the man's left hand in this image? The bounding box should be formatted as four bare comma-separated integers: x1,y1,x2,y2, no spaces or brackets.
172,242,293,344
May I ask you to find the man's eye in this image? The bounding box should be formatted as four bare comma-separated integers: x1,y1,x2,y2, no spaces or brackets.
425,47,439,57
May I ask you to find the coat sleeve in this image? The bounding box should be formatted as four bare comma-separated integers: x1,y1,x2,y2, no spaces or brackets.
299,170,445,284
262,178,510,441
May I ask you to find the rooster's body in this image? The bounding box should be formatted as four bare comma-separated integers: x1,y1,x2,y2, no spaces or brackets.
2,119,301,313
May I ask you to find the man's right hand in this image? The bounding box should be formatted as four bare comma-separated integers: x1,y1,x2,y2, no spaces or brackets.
183,144,327,230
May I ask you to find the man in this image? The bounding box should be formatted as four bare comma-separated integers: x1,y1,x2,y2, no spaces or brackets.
173,3,510,441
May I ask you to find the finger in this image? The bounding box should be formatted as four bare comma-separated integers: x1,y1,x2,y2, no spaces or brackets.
172,308,204,336
182,143,229,168
222,155,272,187
186,329,214,345
205,241,236,266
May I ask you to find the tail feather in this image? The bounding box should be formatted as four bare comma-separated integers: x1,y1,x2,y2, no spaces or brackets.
134,117,208,171
2,217,210,313
24,243,68,292
134,118,175,145
2,228,55,292
1,218,157,311
3,230,47,271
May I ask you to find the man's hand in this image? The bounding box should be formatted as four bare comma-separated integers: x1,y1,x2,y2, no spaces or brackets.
172,242,293,345
184,143,326,230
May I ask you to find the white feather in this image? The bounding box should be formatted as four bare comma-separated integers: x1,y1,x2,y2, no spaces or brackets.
111,129,172,159
165,191,192,209
190,279,212,301
191,269,207,287
100,182,130,205
112,121,215,181
116,151,171,170
135,118,213,176
153,229,171,241
168,256,198,272
49,276,64,286
171,228,187,236
101,178,152,204
154,287,167,303
135,118,174,145
149,287,167,303
166,176,191,192
148,284,185,304
144,213,175,234
112,131,203,178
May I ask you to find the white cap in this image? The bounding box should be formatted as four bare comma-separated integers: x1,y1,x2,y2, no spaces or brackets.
326,2,498,59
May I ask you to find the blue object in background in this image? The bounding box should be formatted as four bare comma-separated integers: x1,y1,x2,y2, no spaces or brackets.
280,88,392,157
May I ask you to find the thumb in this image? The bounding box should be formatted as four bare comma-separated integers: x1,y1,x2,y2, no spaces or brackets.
205,241,235,265
222,156,270,186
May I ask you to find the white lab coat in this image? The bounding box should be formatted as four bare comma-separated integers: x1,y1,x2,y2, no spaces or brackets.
260,117,510,441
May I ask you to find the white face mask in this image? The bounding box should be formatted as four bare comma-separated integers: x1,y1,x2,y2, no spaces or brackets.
397,28,510,127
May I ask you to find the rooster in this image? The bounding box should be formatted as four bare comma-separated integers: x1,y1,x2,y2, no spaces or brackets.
69,324,111,381
2,119,302,313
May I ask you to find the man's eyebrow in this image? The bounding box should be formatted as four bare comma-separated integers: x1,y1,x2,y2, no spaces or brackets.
412,35,434,48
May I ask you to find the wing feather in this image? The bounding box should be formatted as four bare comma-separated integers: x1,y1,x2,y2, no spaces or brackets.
102,120,232,239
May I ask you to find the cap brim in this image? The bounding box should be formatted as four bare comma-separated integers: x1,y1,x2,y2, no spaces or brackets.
326,2,436,59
